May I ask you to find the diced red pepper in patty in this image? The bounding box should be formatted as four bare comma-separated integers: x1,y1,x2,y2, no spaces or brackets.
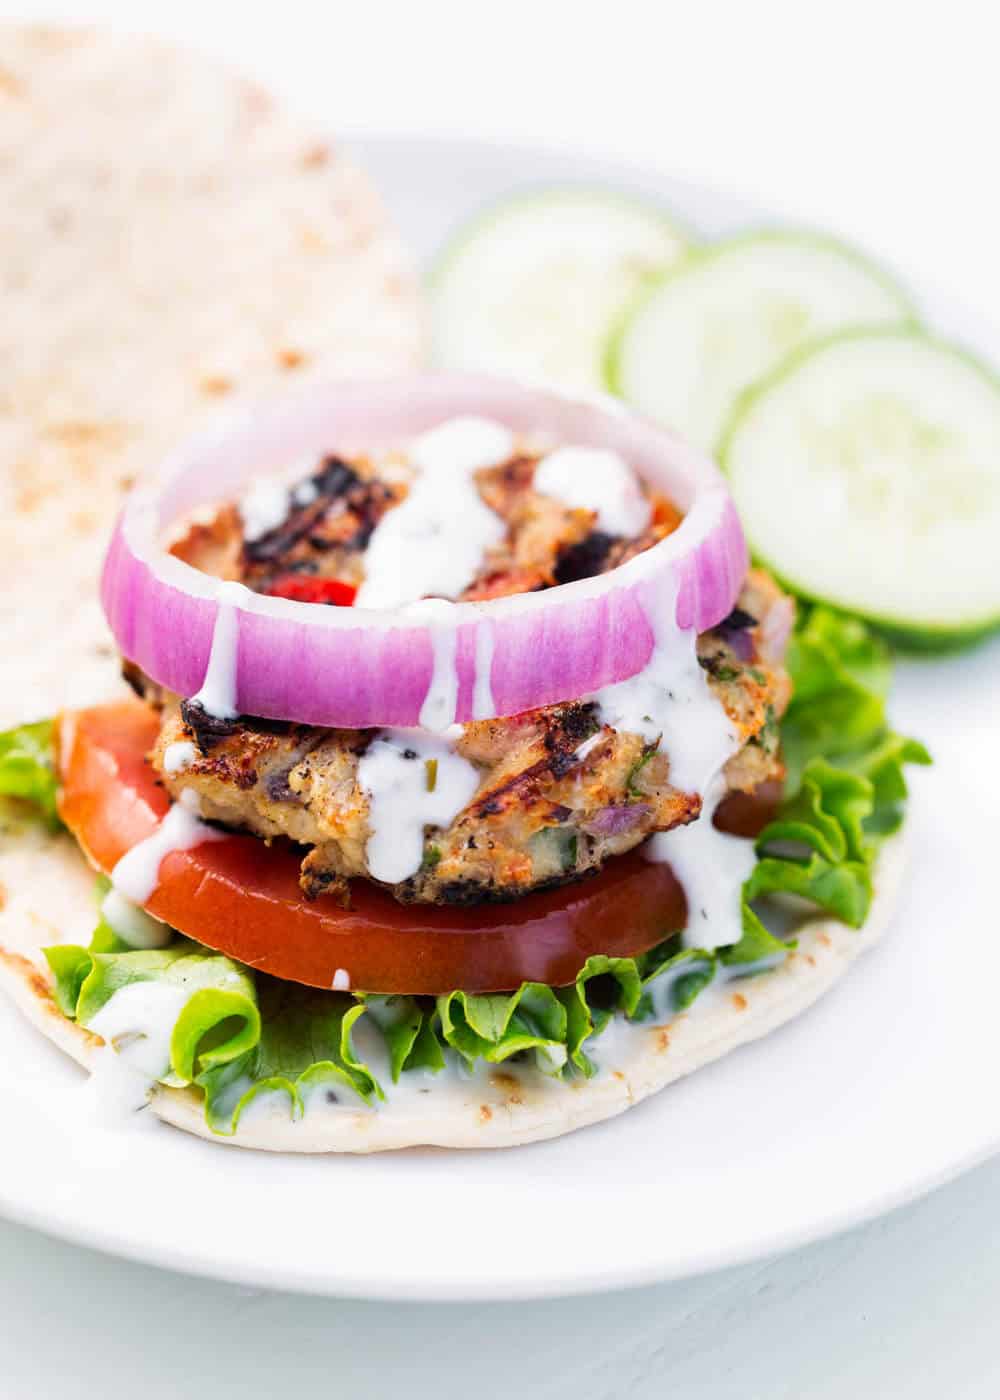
265,575,358,606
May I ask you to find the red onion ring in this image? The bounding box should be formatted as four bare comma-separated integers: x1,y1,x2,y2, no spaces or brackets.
101,375,747,729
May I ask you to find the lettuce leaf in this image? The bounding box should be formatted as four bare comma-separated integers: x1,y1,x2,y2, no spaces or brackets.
44,935,381,1134
433,955,645,1078
44,938,260,1082
778,606,928,796
0,720,61,827
380,950,722,1083
751,606,930,928
364,995,445,1079
37,604,929,1133
719,904,792,968
196,980,381,1135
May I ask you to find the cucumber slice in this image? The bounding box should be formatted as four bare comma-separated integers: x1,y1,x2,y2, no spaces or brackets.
609,231,915,453
720,329,1000,643
430,189,691,392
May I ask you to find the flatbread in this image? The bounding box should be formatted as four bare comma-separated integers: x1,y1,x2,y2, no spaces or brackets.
0,806,907,1152
0,25,422,727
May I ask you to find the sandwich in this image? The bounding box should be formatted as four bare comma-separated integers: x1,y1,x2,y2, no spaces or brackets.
0,375,927,1150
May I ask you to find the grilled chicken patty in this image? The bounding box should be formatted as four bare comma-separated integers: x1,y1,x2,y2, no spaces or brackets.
141,447,793,905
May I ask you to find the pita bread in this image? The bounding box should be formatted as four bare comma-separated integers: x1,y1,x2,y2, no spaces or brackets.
0,25,422,727
0,805,907,1152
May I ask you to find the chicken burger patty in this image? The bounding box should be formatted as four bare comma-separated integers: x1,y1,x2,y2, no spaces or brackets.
138,445,792,905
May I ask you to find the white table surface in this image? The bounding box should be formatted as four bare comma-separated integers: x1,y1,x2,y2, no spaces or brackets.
4,1,999,1391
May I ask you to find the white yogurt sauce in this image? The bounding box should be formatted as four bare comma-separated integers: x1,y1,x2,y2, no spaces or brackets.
332,968,351,992
79,985,189,1125
239,476,289,540
589,578,740,795
587,575,750,951
110,788,224,904
100,888,172,950
189,579,248,720
292,478,319,506
82,981,190,1123
534,446,652,537
357,729,480,884
240,455,323,535
162,740,197,775
239,478,291,542
574,732,604,762
355,417,513,609
79,1046,158,1124
87,981,190,1082
648,777,757,952
408,599,462,732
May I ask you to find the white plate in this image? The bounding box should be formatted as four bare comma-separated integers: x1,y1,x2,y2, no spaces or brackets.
1,135,998,1301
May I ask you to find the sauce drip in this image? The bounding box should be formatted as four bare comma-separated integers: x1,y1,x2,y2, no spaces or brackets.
648,777,756,952
190,580,248,720
355,417,512,609
588,574,749,950
110,789,224,904
534,445,652,536
409,599,462,732
590,576,740,794
239,478,292,542
357,729,480,885
100,888,172,950
163,740,197,774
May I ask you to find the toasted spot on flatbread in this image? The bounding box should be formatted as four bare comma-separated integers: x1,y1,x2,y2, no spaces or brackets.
0,65,24,97
200,375,234,397
15,485,43,514
0,948,102,1068
301,142,331,169
0,949,50,1002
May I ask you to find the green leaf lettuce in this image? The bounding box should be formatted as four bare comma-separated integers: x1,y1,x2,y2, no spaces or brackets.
0,720,61,827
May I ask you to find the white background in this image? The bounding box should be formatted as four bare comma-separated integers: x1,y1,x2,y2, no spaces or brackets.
2,2,999,1394
25,0,997,312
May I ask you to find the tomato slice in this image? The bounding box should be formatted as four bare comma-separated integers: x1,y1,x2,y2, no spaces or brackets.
56,701,771,996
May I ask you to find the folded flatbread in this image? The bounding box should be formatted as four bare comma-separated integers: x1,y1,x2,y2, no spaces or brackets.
0,25,422,726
